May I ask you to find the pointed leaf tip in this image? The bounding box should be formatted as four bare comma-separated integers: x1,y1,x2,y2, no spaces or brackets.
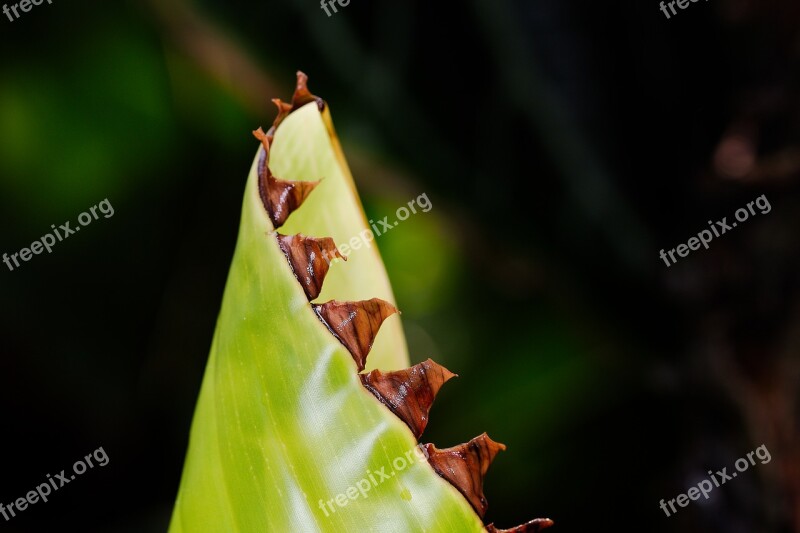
486,519,555,533
252,73,326,229
293,70,325,111
276,233,344,300
263,75,324,139
313,298,398,371
360,359,457,438
423,433,506,518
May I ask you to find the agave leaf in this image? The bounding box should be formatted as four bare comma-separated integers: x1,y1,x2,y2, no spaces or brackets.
169,97,486,531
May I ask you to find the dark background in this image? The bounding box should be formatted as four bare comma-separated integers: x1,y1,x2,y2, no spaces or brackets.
1,0,798,531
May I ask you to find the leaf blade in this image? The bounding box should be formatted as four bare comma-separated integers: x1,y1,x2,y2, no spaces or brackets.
169,102,484,532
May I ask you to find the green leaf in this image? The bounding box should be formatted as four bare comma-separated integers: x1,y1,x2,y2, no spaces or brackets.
168,99,485,532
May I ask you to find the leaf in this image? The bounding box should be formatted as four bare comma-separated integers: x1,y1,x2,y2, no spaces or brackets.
168,76,490,532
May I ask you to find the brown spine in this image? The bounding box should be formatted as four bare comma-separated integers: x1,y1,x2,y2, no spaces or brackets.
360,359,456,438
291,71,325,111
252,128,319,228
422,433,506,518
312,299,398,371
486,519,555,533
276,234,344,300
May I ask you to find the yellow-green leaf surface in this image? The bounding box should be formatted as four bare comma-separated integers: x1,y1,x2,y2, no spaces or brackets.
169,102,485,532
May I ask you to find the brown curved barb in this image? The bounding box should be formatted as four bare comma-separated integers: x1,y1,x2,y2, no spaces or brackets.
290,71,325,112
252,127,319,228
256,71,552,531
360,359,456,438
312,299,398,371
422,433,506,518
486,519,555,533
266,99,293,141
276,234,344,300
